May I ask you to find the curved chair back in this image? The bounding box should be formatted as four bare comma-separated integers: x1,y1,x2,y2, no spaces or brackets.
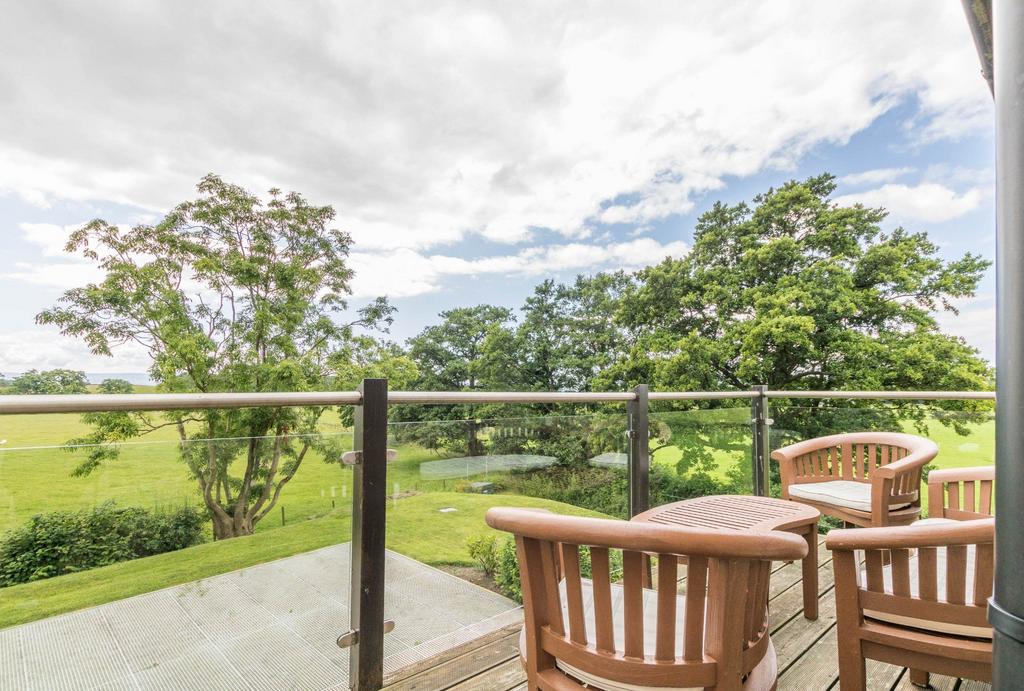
486,508,807,691
773,431,937,487
827,519,995,686
927,466,995,521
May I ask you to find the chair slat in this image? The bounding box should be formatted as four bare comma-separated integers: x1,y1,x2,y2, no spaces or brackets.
963,481,976,514
891,549,911,597
918,547,938,601
855,444,866,479
745,561,769,642
560,544,587,646
867,444,877,474
949,483,961,511
864,550,885,592
980,480,993,515
683,556,708,662
974,543,994,605
841,444,853,480
590,547,615,653
623,550,644,659
540,541,565,636
655,555,678,662
946,545,968,605
880,445,890,466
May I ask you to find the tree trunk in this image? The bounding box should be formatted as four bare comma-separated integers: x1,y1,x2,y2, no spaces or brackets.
210,511,255,540
467,419,484,456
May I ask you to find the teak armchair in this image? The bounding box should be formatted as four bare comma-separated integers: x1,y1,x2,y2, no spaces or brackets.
927,465,994,521
771,432,938,527
485,507,808,691
827,518,994,689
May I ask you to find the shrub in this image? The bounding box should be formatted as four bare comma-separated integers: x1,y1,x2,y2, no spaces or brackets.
468,533,623,604
467,534,501,577
0,501,206,586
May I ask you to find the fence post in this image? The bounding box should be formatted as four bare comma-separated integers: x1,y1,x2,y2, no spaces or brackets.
627,384,650,517
348,378,388,690
750,385,770,497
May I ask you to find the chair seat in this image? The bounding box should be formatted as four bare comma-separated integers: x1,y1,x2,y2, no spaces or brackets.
788,480,910,513
551,578,702,691
859,522,991,639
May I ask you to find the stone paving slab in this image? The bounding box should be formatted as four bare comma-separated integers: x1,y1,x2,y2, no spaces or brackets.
0,544,519,691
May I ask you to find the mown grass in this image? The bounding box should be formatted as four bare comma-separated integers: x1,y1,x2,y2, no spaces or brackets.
0,403,996,629
0,491,603,629
0,407,997,534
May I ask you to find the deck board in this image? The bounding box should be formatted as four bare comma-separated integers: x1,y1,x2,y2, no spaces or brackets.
393,535,993,691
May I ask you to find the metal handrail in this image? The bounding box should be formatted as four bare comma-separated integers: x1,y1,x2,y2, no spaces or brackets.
0,388,995,415
764,390,995,400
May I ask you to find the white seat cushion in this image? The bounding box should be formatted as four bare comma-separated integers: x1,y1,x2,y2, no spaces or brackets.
859,530,991,639
551,579,703,691
789,480,909,513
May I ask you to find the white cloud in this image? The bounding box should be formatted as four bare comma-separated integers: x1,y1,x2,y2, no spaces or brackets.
839,167,915,187
0,261,105,289
833,183,983,223
349,238,687,298
934,296,994,362
16,222,84,257
0,1,990,251
0,328,151,373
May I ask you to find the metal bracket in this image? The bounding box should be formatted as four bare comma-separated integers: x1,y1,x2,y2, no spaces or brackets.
341,449,398,466
337,620,395,648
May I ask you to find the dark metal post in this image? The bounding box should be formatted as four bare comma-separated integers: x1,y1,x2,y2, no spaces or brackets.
349,379,388,690
627,384,650,516
991,1,1024,684
750,385,770,497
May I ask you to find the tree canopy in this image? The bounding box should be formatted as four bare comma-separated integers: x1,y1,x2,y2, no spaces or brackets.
10,369,88,395
613,174,990,395
39,175,398,538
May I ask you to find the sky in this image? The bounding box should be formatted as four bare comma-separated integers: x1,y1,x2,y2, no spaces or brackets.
0,1,995,377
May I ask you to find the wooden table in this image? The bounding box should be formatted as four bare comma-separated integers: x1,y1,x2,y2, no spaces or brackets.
632,495,821,620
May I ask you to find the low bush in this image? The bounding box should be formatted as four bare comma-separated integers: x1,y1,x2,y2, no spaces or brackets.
0,501,206,587
468,532,623,604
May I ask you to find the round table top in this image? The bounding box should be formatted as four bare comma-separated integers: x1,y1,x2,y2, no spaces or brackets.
631,494,820,533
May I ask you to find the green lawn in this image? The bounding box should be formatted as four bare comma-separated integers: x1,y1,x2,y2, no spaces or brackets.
0,405,997,629
0,491,603,629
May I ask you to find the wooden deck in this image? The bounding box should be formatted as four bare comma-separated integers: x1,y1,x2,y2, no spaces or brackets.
385,536,992,690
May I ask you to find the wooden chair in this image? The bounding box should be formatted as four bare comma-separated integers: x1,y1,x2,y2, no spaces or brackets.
771,432,938,527
827,518,994,690
926,465,994,521
485,507,808,691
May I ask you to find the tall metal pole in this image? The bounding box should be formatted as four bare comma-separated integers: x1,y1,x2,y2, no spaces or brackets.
750,385,770,497
348,379,388,690
627,384,650,517
991,1,1024,685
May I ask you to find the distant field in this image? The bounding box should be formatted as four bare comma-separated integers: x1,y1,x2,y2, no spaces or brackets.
0,406,996,536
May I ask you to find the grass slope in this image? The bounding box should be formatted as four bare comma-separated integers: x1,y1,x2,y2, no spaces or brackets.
0,492,603,629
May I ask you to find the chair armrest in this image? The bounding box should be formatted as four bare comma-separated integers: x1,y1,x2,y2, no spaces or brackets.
872,453,932,480
927,465,995,485
825,518,994,551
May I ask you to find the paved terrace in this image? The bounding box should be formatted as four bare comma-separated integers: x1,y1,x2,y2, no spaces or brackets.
0,544,519,690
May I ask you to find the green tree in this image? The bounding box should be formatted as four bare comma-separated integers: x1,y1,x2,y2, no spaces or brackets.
399,305,514,456
38,174,393,538
11,369,88,394
614,174,992,478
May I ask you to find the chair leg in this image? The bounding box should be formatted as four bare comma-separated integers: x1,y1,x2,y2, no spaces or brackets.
837,643,866,690
909,668,930,688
